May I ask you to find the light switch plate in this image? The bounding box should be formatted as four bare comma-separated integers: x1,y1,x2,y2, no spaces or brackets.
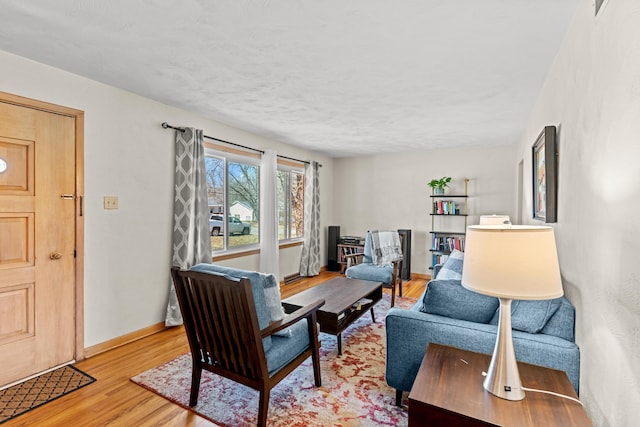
104,196,118,209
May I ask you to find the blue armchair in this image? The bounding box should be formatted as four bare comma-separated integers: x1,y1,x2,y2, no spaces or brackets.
345,230,404,306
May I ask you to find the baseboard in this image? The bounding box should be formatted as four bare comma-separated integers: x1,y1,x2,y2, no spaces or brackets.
84,321,168,358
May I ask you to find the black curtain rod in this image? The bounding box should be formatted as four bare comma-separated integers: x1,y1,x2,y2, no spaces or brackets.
162,122,321,167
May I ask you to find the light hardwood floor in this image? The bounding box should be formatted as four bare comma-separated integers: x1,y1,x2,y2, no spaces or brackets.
4,271,428,427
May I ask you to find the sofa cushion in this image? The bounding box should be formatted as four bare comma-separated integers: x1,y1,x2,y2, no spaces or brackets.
540,297,576,341
266,319,310,375
190,263,293,337
490,298,563,334
435,249,464,280
421,279,499,323
190,264,274,351
191,263,285,322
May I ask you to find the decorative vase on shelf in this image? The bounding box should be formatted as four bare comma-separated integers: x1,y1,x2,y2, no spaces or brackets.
434,188,445,195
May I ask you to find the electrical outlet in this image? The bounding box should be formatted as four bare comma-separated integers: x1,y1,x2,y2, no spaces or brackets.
104,196,119,209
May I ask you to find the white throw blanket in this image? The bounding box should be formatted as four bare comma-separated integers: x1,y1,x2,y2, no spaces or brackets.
370,230,403,266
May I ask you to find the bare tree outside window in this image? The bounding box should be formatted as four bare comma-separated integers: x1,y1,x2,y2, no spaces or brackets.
205,156,224,250
228,162,259,248
291,171,304,238
277,171,288,240
206,153,303,250
205,156,260,251
278,169,304,240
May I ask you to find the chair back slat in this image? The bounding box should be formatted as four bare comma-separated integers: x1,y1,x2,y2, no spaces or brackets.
171,268,267,383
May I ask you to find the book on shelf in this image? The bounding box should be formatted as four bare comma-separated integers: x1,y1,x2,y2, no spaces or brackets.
432,235,465,252
433,200,461,215
432,253,449,266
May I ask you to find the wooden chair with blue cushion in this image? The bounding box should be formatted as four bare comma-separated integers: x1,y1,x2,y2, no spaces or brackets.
344,230,404,307
170,265,325,427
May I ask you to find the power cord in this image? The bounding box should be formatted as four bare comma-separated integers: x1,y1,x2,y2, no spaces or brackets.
521,387,585,407
481,371,584,407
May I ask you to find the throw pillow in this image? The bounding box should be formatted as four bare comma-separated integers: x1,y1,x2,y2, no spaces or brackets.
540,297,575,341
489,298,563,334
435,249,464,280
189,265,274,351
190,263,285,323
421,279,499,324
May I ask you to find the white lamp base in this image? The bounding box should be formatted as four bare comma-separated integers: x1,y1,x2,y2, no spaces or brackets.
484,298,525,401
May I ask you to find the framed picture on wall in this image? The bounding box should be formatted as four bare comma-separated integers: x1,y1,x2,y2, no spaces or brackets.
532,126,557,223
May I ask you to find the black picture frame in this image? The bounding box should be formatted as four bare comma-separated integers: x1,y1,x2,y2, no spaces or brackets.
532,126,557,223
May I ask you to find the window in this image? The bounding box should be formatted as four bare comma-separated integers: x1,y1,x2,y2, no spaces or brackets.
205,152,260,252
205,145,305,253
278,168,304,241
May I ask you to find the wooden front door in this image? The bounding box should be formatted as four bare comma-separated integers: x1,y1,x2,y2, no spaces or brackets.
0,100,77,386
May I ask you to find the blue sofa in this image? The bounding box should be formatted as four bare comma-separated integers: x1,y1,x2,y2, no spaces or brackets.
385,278,581,405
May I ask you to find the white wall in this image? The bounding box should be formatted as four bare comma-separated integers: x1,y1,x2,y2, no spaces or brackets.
333,145,517,275
515,1,640,425
0,50,333,348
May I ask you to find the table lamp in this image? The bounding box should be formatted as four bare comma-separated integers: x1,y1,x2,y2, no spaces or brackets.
479,214,511,225
461,225,563,401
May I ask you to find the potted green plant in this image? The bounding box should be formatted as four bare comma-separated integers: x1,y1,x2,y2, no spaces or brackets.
428,177,452,195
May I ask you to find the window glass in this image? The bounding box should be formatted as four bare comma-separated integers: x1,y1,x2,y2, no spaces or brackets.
205,154,260,252
205,149,304,252
291,171,304,239
277,171,288,240
278,169,305,241
228,162,259,248
205,156,225,251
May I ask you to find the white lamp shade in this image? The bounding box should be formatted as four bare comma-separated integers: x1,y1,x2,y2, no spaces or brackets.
461,225,563,300
479,215,511,225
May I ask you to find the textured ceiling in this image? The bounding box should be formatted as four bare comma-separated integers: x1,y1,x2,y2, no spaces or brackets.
0,0,578,157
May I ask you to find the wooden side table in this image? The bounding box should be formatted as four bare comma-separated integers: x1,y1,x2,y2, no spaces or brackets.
408,344,591,426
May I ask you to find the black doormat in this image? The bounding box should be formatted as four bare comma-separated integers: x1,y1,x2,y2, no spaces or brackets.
0,365,96,424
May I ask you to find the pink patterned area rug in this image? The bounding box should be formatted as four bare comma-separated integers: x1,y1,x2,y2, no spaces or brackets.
131,294,416,426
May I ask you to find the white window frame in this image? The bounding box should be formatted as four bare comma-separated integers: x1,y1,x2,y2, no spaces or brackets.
205,146,261,254
278,164,305,243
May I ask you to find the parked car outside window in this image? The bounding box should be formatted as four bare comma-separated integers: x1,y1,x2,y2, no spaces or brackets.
210,215,251,236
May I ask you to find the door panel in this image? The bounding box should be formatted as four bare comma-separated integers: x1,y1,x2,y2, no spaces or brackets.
0,283,34,345
0,103,35,141
0,214,33,268
0,102,76,386
0,137,33,193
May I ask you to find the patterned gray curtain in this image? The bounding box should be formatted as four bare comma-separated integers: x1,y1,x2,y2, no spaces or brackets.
299,161,321,276
165,127,212,326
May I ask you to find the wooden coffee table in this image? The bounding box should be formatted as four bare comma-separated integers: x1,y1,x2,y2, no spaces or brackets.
282,277,382,355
